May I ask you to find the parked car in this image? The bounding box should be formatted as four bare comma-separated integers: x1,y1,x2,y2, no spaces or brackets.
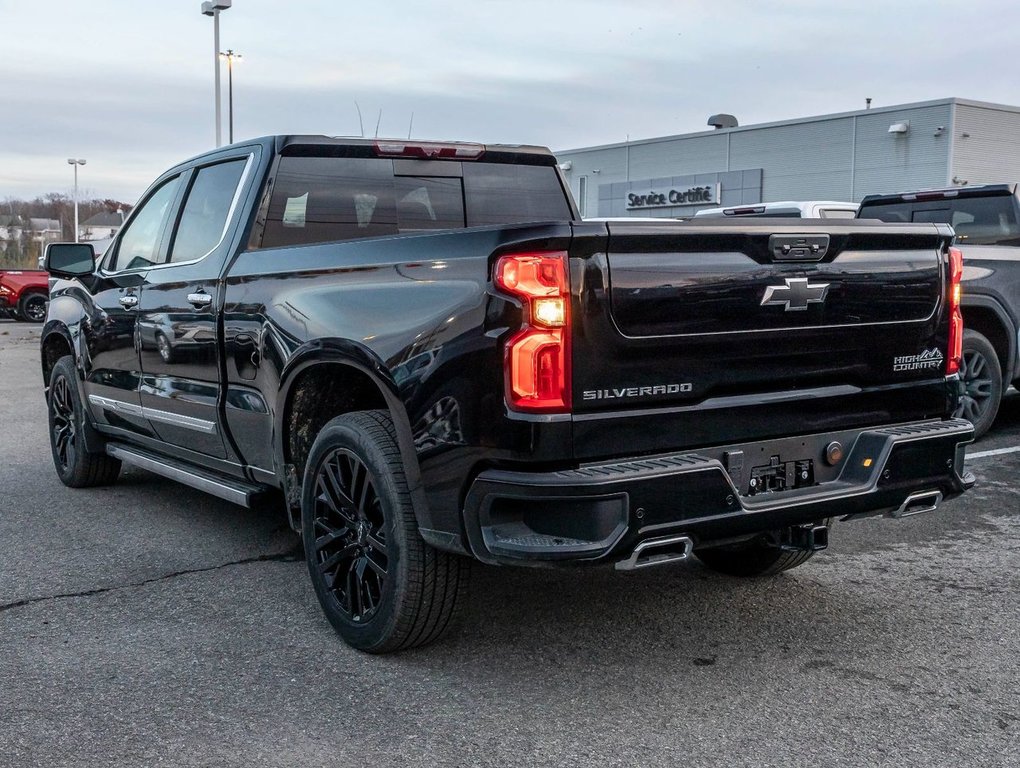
41,136,973,653
0,269,49,322
857,184,1020,438
694,200,859,219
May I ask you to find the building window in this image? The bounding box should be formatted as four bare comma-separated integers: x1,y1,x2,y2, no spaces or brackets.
578,176,587,217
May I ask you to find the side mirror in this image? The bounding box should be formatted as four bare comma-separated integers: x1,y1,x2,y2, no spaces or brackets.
45,242,96,278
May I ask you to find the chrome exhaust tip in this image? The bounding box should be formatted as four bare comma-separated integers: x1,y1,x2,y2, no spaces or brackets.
890,490,943,518
615,534,694,571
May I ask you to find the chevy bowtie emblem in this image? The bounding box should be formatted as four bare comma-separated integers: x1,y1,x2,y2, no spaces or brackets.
761,277,830,311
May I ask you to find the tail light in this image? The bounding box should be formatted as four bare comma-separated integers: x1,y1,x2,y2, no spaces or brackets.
947,246,963,375
494,251,571,413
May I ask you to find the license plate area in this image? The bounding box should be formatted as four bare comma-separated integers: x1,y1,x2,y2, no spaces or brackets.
747,455,815,496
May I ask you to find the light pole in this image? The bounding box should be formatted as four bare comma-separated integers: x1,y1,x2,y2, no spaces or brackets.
219,49,242,144
201,1,232,147
67,158,86,243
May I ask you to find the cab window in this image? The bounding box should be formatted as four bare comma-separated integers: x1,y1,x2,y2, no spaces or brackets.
168,158,248,263
108,176,182,271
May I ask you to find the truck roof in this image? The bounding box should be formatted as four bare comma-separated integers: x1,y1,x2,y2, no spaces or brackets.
859,184,1018,205
191,136,559,167
693,200,858,218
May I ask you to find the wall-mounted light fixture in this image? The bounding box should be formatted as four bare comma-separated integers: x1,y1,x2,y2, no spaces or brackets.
557,161,572,171
888,121,910,135
934,126,945,137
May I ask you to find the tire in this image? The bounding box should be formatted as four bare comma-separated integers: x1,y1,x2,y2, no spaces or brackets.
47,356,121,487
695,537,817,577
155,332,174,363
953,329,1002,440
301,409,470,653
18,291,48,323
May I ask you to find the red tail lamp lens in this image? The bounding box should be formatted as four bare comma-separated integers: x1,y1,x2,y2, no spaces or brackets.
947,246,963,375
495,252,571,412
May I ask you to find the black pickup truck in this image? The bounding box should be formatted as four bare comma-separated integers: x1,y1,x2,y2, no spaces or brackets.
858,184,1020,438
41,136,974,652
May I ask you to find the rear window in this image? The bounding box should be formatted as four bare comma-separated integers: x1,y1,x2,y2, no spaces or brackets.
260,157,570,249
859,195,1020,245
820,208,857,219
463,164,572,226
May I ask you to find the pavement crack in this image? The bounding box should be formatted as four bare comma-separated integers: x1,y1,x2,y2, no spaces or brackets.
0,546,302,614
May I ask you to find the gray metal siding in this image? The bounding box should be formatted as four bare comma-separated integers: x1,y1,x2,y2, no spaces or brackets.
730,117,854,202
556,100,974,215
561,147,629,219
626,135,729,180
851,105,951,197
953,105,1020,185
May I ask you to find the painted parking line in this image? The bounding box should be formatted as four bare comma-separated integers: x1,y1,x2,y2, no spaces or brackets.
967,445,1020,460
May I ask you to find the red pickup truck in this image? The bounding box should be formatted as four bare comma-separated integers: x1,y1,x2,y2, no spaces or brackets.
0,270,49,322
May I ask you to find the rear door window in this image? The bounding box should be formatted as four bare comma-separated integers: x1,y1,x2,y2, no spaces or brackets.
168,158,248,263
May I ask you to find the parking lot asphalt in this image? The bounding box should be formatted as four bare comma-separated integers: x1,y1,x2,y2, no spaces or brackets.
1,318,1018,768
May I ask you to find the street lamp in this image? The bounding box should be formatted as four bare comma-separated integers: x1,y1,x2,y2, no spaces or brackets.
67,159,86,243
218,49,242,144
201,1,232,147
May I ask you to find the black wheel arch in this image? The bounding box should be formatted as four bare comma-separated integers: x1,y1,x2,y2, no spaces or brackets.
41,324,75,387
275,339,435,540
960,296,1017,383
40,326,107,455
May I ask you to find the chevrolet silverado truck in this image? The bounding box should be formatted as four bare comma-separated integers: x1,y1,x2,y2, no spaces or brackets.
0,269,49,322
858,184,1020,439
41,136,974,653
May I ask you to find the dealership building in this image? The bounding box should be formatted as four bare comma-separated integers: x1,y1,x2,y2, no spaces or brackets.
554,97,1020,218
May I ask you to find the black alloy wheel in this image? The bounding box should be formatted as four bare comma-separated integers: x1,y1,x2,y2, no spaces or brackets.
47,356,121,487
311,447,389,623
953,329,1002,440
50,372,78,474
19,291,48,323
301,410,469,653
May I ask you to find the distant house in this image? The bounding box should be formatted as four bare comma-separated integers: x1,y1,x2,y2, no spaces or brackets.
79,210,125,241
0,214,23,242
28,218,61,240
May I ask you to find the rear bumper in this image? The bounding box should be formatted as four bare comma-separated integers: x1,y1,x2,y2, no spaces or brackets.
461,418,975,566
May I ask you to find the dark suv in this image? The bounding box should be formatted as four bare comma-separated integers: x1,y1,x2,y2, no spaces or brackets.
858,184,1020,438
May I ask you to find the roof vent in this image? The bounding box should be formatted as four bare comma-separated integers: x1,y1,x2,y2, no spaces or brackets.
707,114,738,130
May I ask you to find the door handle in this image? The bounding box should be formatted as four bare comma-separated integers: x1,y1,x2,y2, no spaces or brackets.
118,295,138,308
187,292,213,308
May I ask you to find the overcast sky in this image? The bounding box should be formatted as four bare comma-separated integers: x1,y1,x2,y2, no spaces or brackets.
3,0,1020,203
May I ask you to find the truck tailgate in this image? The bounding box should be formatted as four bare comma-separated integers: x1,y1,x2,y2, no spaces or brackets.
569,219,956,460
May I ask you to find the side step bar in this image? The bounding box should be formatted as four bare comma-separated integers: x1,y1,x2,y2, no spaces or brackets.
105,443,266,508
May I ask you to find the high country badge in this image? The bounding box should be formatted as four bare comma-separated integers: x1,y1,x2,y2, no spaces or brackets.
893,348,944,372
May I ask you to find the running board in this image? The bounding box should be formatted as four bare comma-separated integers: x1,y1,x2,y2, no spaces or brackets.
105,443,266,508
